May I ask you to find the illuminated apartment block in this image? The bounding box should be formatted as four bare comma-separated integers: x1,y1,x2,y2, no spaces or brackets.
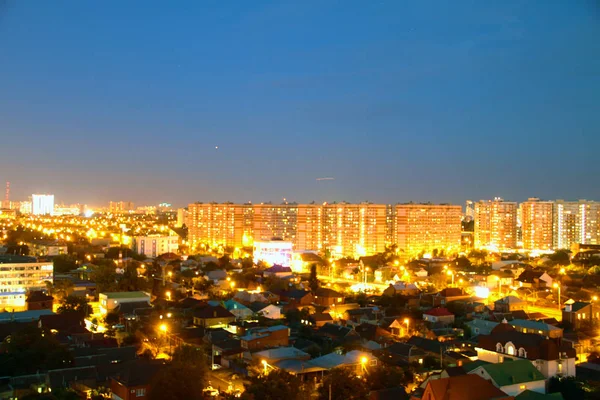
554,200,600,249
394,203,462,257
322,202,387,258
521,198,554,251
187,202,252,250
0,255,53,311
252,203,298,243
474,198,518,250
296,203,323,252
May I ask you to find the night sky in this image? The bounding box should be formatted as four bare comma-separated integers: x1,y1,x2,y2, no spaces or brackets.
1,1,599,207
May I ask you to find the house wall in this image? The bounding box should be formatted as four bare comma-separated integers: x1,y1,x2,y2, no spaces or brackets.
500,381,545,396
193,316,236,328
111,379,149,400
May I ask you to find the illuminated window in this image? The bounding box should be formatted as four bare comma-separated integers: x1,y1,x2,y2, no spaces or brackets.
519,385,526,390
558,363,563,373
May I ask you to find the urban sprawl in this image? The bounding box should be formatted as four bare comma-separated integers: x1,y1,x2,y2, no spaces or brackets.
0,192,599,399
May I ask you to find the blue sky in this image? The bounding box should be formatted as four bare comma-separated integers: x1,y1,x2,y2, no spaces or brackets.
1,1,599,207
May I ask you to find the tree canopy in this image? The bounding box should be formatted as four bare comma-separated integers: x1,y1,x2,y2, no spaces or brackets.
148,345,208,400
317,368,369,400
242,369,309,400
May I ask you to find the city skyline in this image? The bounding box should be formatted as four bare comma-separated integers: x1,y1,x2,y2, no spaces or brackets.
2,1,599,206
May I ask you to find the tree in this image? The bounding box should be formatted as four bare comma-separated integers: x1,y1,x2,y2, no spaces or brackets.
366,364,407,391
57,295,90,316
317,368,369,400
309,264,320,293
104,312,120,326
549,250,571,266
0,326,73,376
429,273,447,291
242,370,308,400
148,345,208,400
548,376,585,400
45,279,74,302
52,255,78,274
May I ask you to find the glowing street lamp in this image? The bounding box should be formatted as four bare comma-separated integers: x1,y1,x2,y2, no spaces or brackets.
261,359,268,375
446,270,454,287
553,282,561,311
159,323,167,333
593,296,598,302
166,291,171,301
403,318,410,335
360,356,368,374
495,276,501,295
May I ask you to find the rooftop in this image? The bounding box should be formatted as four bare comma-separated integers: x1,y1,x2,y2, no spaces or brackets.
101,291,150,299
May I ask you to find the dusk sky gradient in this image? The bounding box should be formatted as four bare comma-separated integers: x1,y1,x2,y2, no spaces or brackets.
1,1,599,207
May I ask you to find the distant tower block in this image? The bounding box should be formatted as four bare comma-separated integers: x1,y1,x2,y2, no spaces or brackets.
1,182,9,209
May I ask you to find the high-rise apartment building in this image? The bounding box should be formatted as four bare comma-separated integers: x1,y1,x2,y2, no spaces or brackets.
187,202,253,250
187,201,387,257
321,202,387,258
296,203,323,252
474,198,518,250
0,255,53,310
521,198,554,251
394,203,462,257
109,201,135,214
32,194,54,215
253,203,298,242
554,200,600,249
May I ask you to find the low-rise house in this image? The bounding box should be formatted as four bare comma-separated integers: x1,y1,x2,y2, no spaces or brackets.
423,308,455,325
486,272,514,290
252,346,310,364
312,312,334,327
354,322,392,344
382,282,420,297
263,265,293,278
468,359,546,396
510,319,562,339
516,270,552,289
26,291,53,311
0,309,54,324
98,291,151,315
386,317,412,337
192,305,236,328
218,299,254,320
113,301,152,320
110,360,165,400
562,301,595,330
248,302,282,319
374,342,426,366
317,323,360,344
407,336,448,359
495,296,528,313
313,287,344,307
26,240,68,257
275,289,314,308
466,319,499,337
240,325,289,350
416,374,511,400
476,322,576,378
433,288,470,306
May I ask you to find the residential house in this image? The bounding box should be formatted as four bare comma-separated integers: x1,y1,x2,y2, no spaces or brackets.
487,272,514,290
113,301,152,320
205,269,228,282
240,325,290,350
354,322,392,344
26,291,53,311
510,319,562,339
476,322,577,378
562,301,595,330
466,319,499,337
433,288,470,306
192,305,236,328
317,323,360,345
415,374,511,400
275,289,314,308
312,312,334,327
263,265,293,278
423,308,455,325
252,347,310,364
516,270,552,289
215,299,254,320
375,342,426,366
407,336,448,360
468,359,546,396
110,360,165,400
382,282,420,297
98,291,151,315
313,287,344,307
248,302,282,319
495,296,528,313
387,317,412,337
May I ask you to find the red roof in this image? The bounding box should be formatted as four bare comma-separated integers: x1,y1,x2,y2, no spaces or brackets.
424,307,453,317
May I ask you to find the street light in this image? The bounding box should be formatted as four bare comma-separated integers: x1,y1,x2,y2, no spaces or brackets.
446,270,454,287
495,276,501,295
360,356,368,374
553,283,561,311
261,359,268,375
403,318,410,336
166,291,171,301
